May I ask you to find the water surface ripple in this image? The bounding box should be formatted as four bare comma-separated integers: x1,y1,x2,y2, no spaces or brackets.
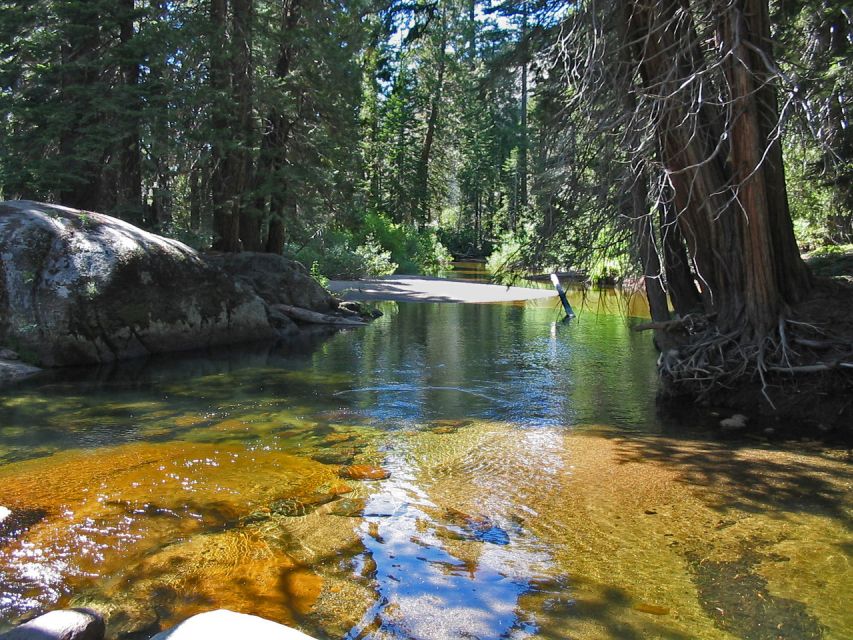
0,292,850,640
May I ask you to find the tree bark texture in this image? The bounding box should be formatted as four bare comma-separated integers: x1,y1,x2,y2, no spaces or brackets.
209,0,239,251
624,0,810,338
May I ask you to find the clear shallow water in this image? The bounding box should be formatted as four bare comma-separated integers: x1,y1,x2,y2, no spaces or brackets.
0,289,851,639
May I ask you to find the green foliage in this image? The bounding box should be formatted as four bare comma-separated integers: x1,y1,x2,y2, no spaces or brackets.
485,231,526,283
355,234,398,278
283,229,397,281
361,212,451,275
785,140,850,249
310,262,330,289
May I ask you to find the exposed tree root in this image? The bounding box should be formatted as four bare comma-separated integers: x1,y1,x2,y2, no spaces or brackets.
635,280,853,418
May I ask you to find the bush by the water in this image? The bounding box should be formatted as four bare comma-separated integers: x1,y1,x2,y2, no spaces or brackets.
361,212,452,275
283,214,452,280
283,229,397,280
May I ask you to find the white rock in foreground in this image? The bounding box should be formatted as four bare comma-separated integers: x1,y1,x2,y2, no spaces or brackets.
0,609,104,640
151,610,316,640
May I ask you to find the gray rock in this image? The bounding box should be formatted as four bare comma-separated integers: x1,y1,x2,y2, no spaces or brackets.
150,610,316,640
266,305,300,336
719,413,748,431
204,252,336,313
0,348,19,360
0,201,276,366
0,360,41,385
0,609,105,640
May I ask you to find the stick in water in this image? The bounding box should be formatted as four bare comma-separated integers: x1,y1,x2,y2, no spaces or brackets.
550,273,575,319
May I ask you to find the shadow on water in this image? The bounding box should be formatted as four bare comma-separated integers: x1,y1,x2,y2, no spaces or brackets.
29,327,342,387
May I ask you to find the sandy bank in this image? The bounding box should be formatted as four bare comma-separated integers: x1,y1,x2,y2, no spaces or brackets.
327,275,557,303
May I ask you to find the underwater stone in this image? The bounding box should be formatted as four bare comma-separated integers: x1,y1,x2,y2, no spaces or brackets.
311,449,358,466
339,464,390,481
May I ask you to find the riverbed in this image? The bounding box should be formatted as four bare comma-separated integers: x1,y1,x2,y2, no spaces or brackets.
0,281,850,639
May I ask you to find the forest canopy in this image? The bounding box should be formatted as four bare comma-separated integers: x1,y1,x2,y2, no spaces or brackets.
0,0,849,285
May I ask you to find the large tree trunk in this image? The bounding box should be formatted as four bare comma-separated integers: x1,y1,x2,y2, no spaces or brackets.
232,0,256,250
209,0,240,251
57,5,102,210
625,0,809,339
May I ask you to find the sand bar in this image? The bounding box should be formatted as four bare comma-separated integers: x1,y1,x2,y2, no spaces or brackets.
327,275,557,303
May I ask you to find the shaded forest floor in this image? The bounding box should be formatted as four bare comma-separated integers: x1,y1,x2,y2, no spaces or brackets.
804,244,853,280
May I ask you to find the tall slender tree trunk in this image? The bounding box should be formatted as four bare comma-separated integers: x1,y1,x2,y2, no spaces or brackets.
58,5,102,210
210,0,240,251
264,0,301,254
117,0,143,225
232,0,257,250
516,1,529,225
659,199,702,315
417,5,447,227
627,170,669,323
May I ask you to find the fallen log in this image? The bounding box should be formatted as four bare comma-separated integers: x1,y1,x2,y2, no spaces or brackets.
269,304,368,327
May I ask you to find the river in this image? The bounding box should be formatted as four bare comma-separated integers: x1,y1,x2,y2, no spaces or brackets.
0,271,850,639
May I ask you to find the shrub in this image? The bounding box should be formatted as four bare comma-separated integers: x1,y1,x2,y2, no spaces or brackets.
361,212,452,275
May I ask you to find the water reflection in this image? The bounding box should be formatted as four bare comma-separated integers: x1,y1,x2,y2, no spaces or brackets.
0,293,850,640
347,430,561,640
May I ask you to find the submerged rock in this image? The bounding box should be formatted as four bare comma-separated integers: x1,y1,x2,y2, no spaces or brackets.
0,201,276,366
311,449,358,466
0,609,105,640
270,493,338,517
339,465,390,481
150,609,316,640
329,498,366,517
441,508,510,545
102,529,322,629
68,594,159,640
321,433,357,445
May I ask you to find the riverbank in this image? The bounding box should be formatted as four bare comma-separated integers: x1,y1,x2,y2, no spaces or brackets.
328,275,557,304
